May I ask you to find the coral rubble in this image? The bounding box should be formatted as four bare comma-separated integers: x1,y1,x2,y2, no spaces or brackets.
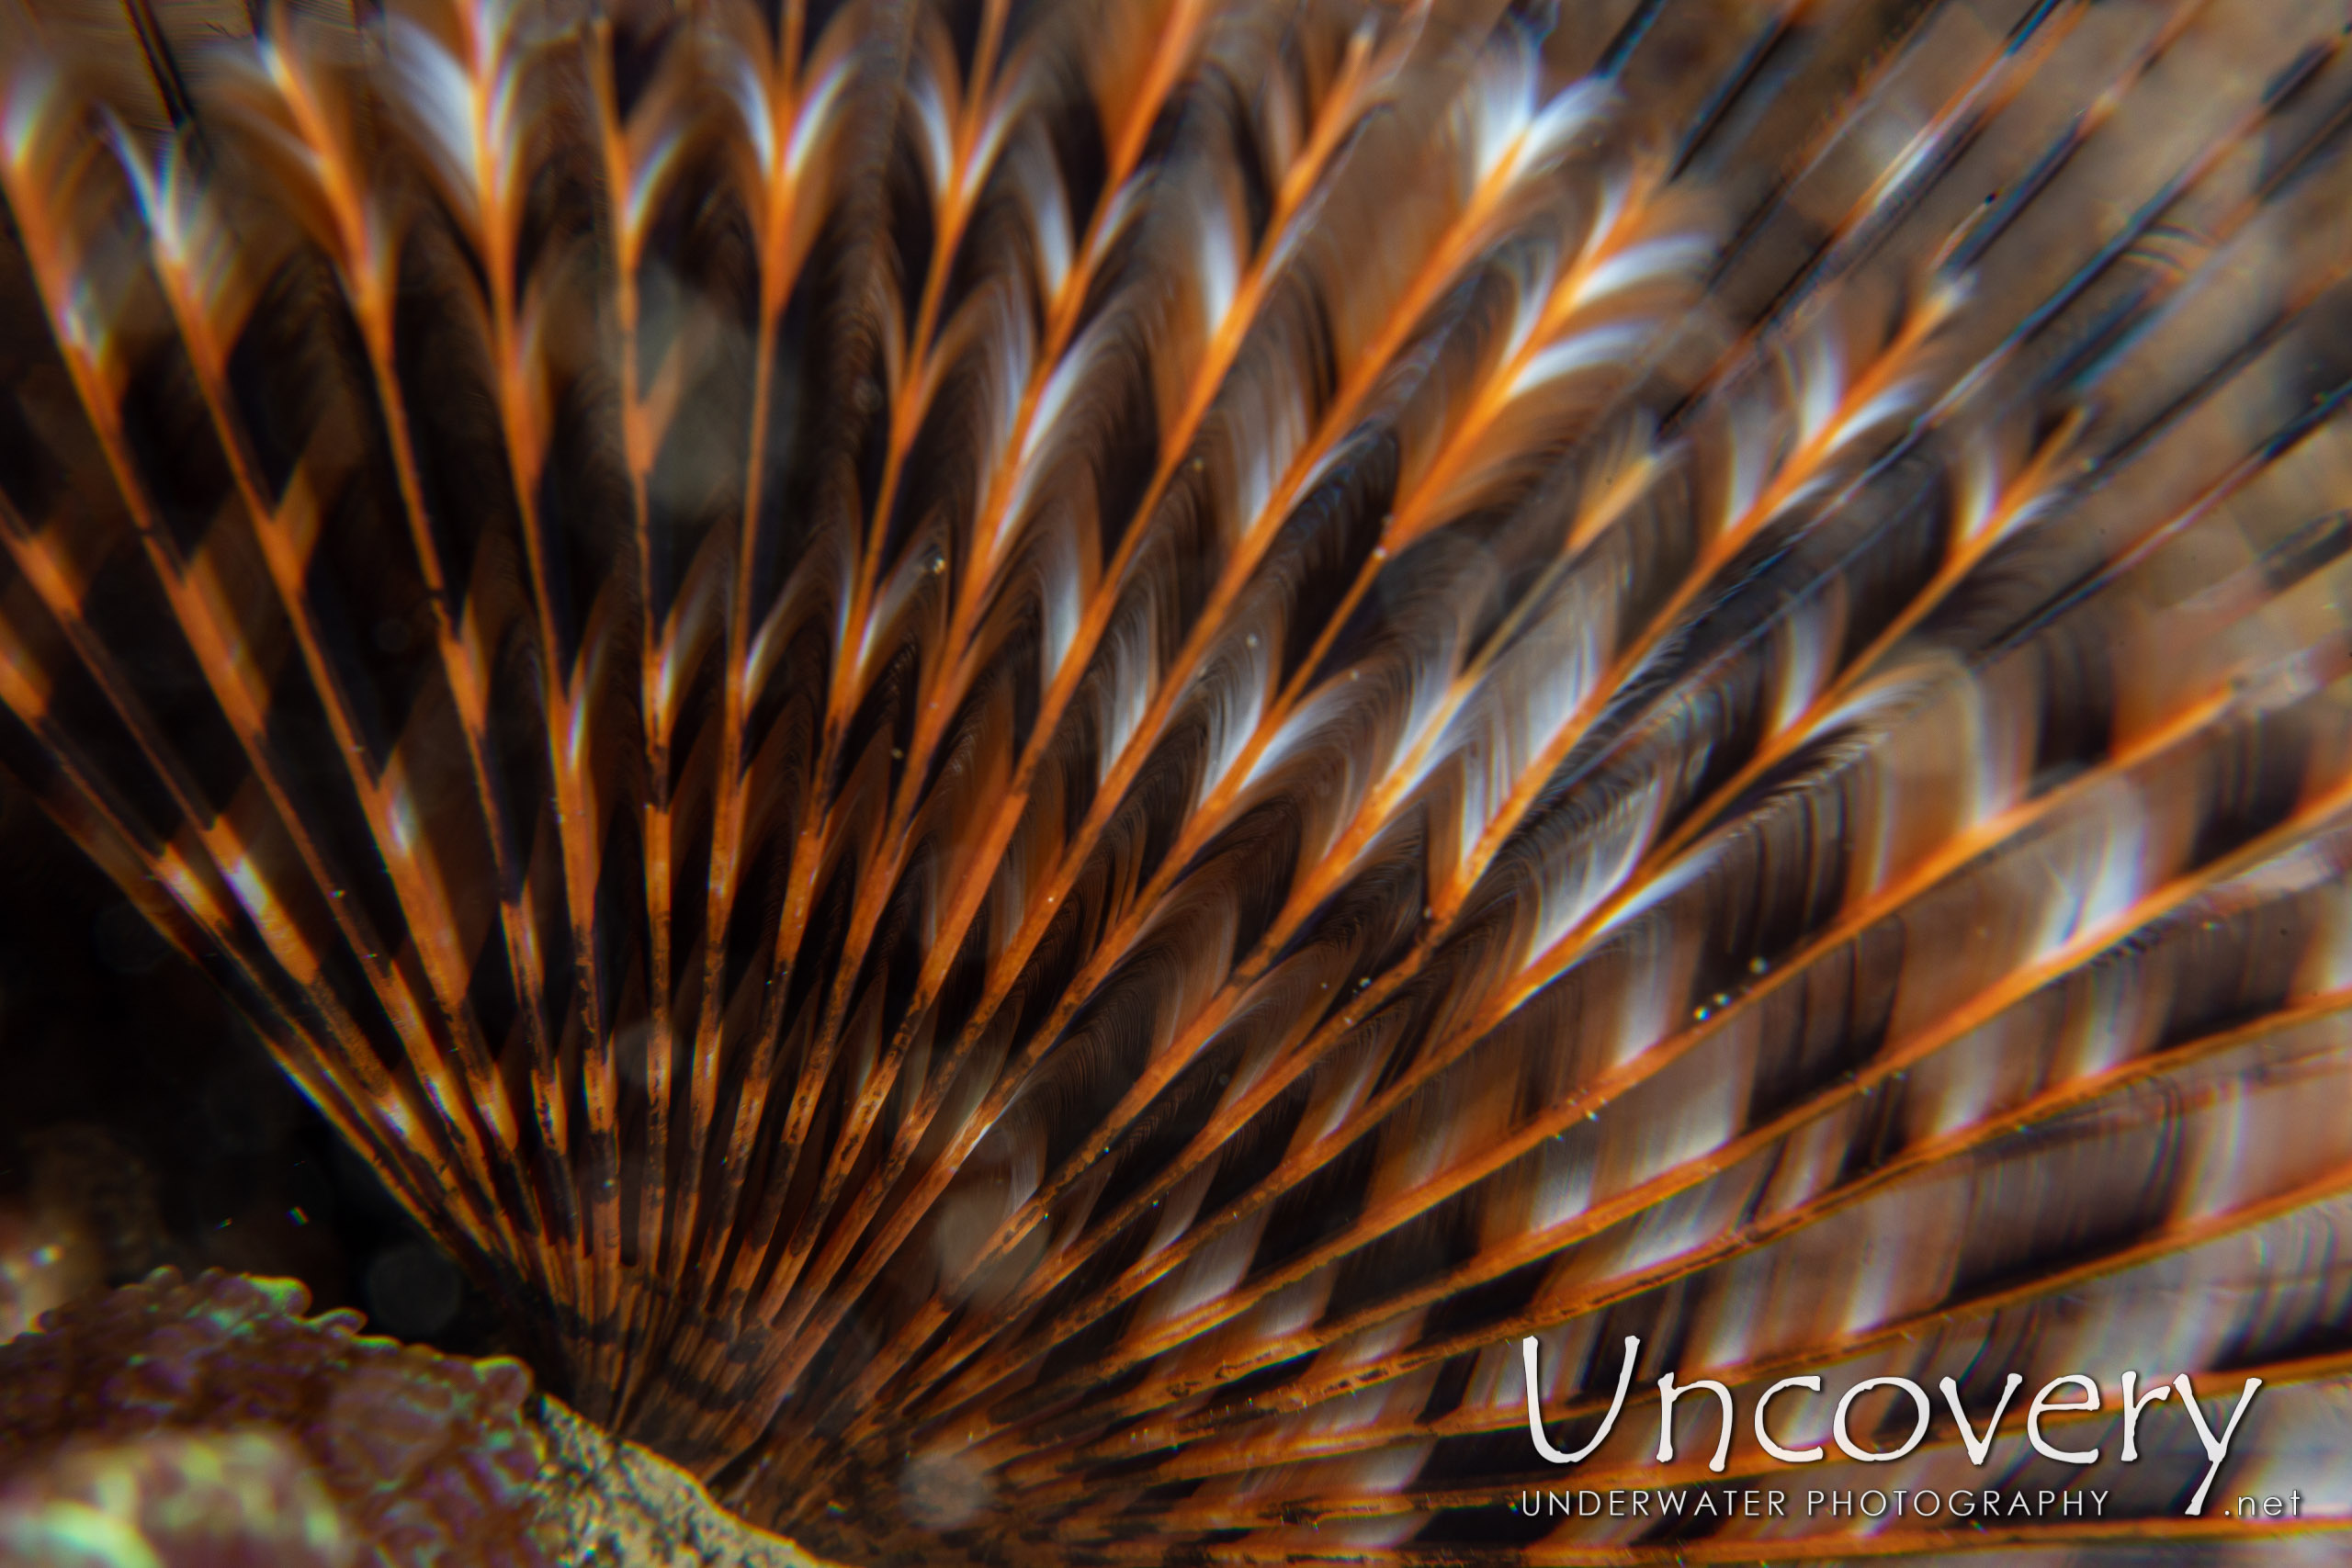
0,1269,544,1566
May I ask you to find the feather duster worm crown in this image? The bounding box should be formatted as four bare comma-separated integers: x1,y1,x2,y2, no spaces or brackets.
6,0,2352,1561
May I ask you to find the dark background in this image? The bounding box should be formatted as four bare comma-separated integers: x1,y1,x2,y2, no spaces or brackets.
0,770,501,1355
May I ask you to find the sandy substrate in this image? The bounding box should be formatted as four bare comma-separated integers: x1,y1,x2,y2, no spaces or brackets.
532,1398,839,1568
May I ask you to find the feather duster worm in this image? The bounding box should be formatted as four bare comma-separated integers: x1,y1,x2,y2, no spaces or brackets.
2,0,2352,1562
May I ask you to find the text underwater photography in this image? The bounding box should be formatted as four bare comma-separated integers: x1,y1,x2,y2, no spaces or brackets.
1509,1334,2312,1528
